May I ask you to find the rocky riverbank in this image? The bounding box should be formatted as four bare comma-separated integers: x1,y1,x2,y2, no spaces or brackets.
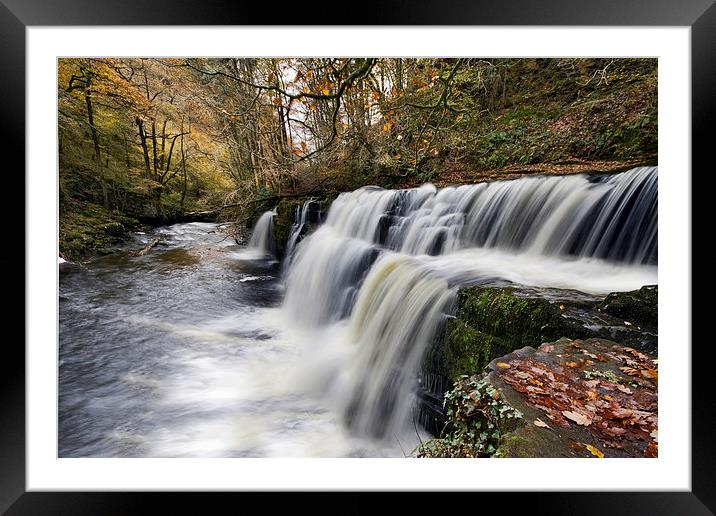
416,284,658,458
416,338,658,458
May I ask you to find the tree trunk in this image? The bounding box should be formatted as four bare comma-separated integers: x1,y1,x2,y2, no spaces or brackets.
151,120,158,180
84,87,109,209
136,118,152,180
180,133,187,211
159,119,168,172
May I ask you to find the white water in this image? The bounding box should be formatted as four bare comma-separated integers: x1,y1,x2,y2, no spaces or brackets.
282,166,658,441
242,209,277,259
283,199,317,266
60,168,658,457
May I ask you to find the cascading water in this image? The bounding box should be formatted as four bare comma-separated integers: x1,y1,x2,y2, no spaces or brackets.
283,166,658,441
245,209,277,258
282,199,319,271
59,167,658,458
341,255,455,438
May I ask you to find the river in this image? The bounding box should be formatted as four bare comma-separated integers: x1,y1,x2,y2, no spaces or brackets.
59,167,658,457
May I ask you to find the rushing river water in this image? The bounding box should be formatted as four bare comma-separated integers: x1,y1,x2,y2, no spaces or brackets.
59,167,658,457
59,223,415,457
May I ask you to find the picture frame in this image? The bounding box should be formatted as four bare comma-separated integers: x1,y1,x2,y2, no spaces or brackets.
3,0,713,512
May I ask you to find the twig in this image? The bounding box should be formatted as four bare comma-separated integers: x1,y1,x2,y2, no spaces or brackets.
128,236,161,257
394,433,407,458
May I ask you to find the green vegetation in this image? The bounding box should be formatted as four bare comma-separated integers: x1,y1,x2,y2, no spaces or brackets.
415,375,523,458
58,58,657,258
597,285,658,327
59,202,142,260
439,287,587,380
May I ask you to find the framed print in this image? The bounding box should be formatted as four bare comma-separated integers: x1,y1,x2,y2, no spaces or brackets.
3,0,714,513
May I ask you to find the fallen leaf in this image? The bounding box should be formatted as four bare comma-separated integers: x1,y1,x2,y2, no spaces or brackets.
650,429,658,442
616,384,633,394
562,410,592,426
620,366,639,376
641,369,658,382
610,407,634,419
568,441,583,452
534,419,550,429
585,390,599,401
496,362,511,369
585,443,605,458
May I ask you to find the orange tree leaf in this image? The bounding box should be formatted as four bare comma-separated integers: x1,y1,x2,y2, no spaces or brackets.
562,410,592,426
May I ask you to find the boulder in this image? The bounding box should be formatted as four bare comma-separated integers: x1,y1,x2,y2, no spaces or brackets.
416,338,658,458
436,286,589,382
272,197,324,258
417,285,658,438
597,285,658,328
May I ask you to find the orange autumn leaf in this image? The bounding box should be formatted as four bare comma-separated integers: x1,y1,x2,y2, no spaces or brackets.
562,410,592,426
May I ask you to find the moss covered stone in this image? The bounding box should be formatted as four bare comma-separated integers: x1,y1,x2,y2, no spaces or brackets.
59,201,140,260
440,286,587,381
442,320,508,381
272,198,304,257
597,285,657,328
270,197,326,258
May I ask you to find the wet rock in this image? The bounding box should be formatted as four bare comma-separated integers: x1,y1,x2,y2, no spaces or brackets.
598,285,657,328
272,197,324,257
418,338,658,458
491,338,658,458
439,286,590,381
103,221,125,237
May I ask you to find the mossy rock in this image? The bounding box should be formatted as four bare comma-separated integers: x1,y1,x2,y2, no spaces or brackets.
273,199,305,256
597,285,657,328
272,197,326,257
59,201,139,260
440,287,588,381
103,221,125,236
442,320,510,381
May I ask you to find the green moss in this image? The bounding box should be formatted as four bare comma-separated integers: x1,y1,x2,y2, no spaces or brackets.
440,287,587,381
457,287,583,348
493,434,532,458
59,201,140,260
597,285,657,328
443,321,506,380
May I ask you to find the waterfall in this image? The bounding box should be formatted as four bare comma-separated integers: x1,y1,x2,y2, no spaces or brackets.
246,209,277,257
282,167,658,441
283,199,318,270
340,254,455,437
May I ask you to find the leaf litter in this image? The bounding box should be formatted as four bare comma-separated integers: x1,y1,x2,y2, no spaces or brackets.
494,338,658,457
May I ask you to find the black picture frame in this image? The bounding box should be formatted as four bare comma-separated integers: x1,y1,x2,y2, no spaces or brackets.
2,1,713,513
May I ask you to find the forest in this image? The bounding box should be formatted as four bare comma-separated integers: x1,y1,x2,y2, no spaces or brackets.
58,57,657,259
